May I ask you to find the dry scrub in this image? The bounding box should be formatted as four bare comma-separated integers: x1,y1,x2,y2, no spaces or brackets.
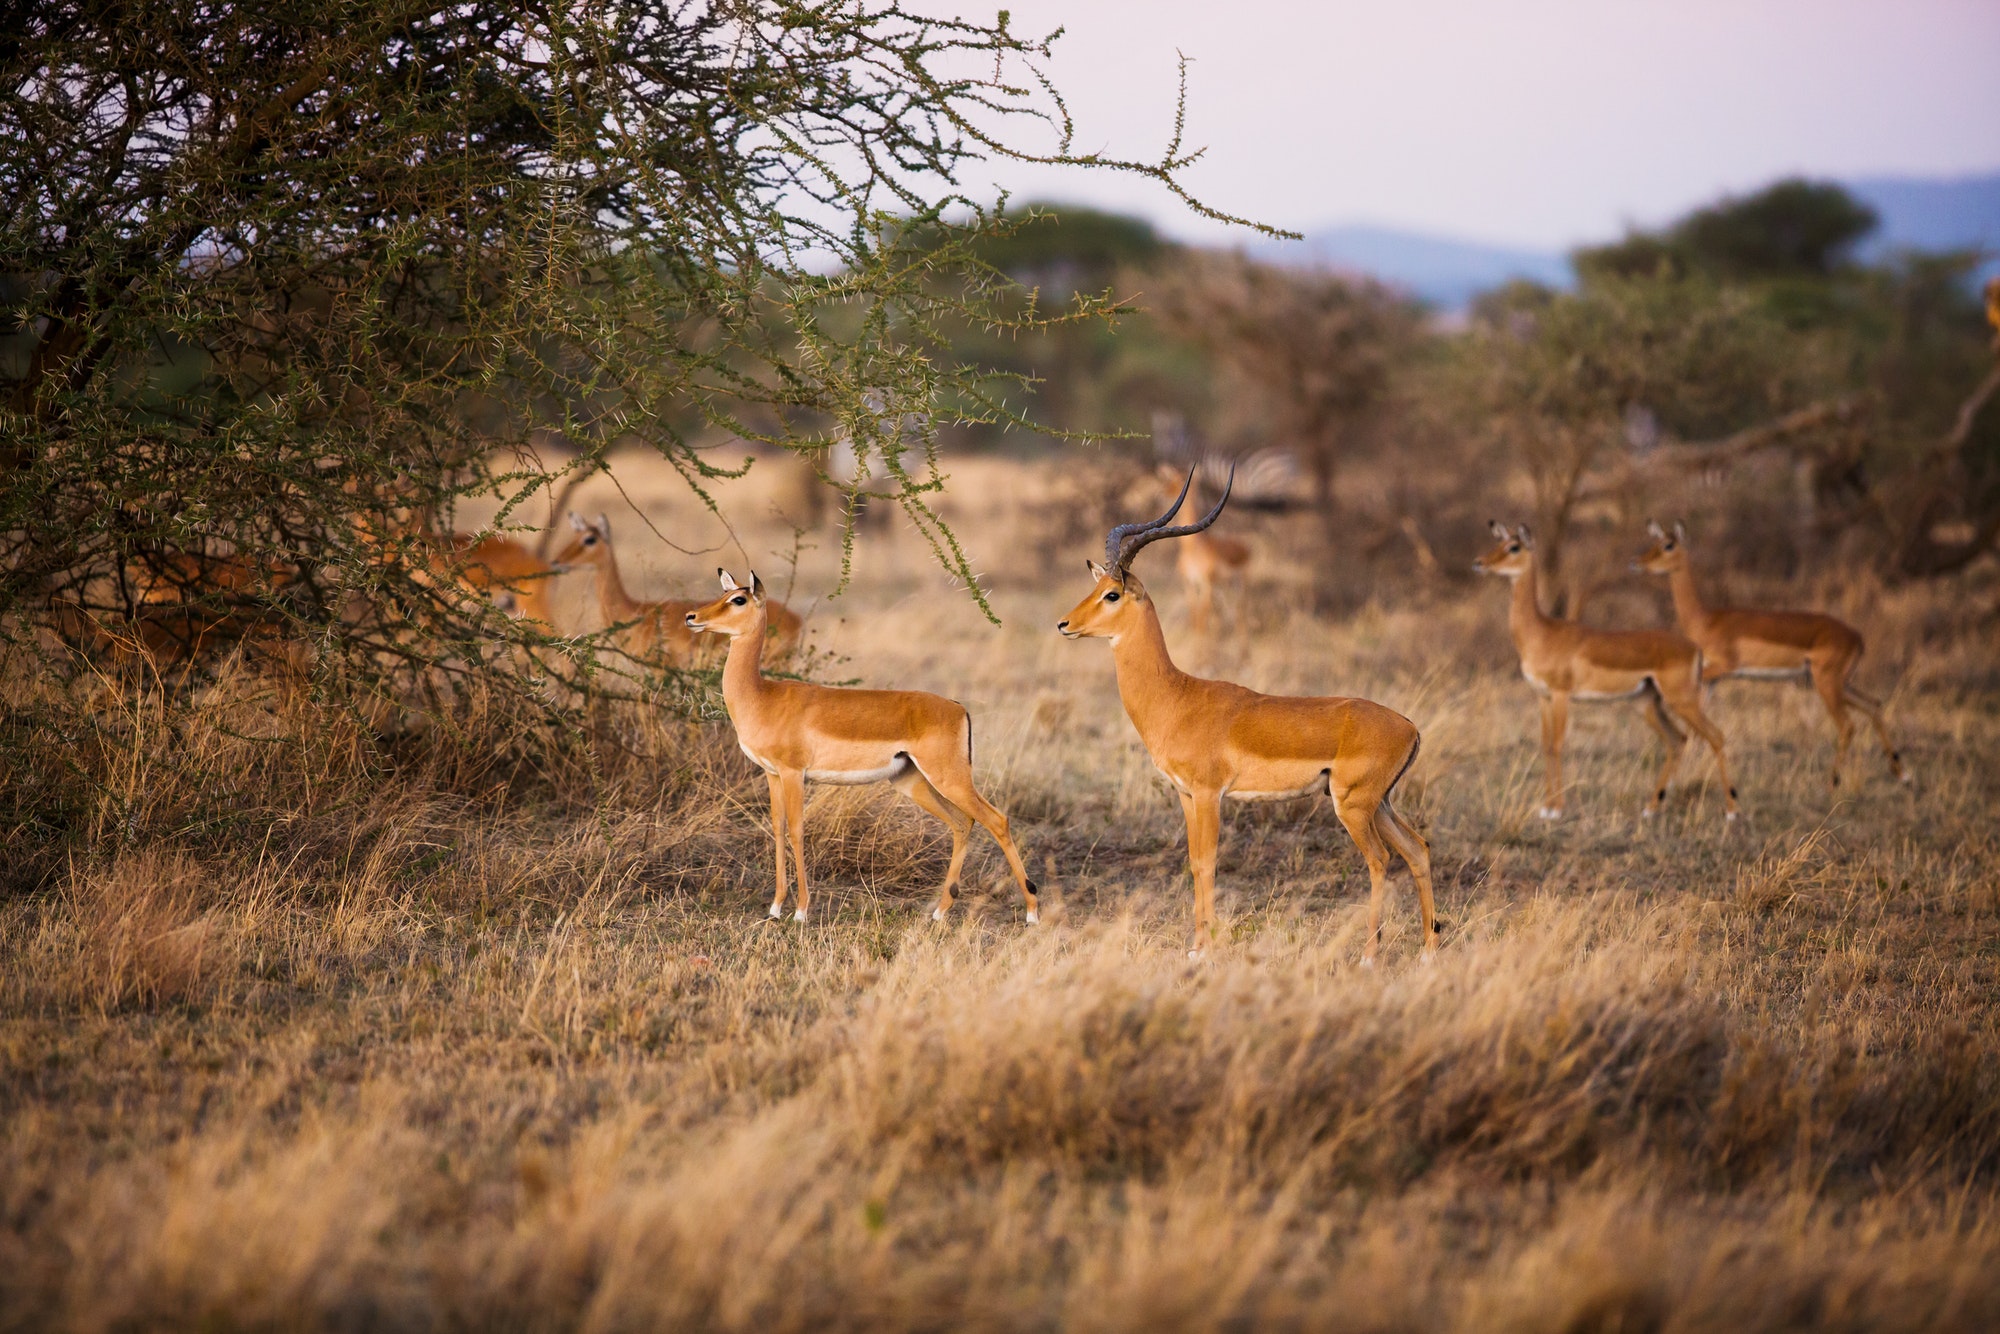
4,456,1999,1330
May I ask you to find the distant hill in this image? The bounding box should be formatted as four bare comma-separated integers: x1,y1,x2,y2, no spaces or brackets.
1848,174,2000,275
1267,172,2000,310
1256,225,1571,310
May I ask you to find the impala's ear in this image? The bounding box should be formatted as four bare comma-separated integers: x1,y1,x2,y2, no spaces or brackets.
719,569,739,591
1087,559,1110,581
1673,520,1687,544
1489,519,1510,539
596,512,611,537
1646,519,1666,540
749,571,766,601
1516,524,1535,547
568,511,588,531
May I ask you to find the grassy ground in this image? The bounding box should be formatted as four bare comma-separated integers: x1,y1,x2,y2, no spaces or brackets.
4,454,1999,1330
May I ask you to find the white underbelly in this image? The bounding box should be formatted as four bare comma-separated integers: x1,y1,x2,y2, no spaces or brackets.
806,756,912,785
1573,684,1647,702
1727,666,1810,680
1227,776,1329,803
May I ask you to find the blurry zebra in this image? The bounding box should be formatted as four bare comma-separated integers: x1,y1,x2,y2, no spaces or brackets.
1150,410,1309,511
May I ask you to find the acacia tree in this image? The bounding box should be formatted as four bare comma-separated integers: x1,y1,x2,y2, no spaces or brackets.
0,0,1259,699
1149,253,1415,511
1461,274,1827,601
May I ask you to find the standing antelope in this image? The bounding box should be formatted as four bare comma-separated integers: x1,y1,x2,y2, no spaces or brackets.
1475,522,1739,823
685,571,1037,924
551,512,802,666
1634,520,1906,788
1058,471,1437,962
1152,465,1251,635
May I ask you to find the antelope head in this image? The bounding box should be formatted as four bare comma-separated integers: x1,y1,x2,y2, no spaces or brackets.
1058,465,1232,641
1631,519,1689,575
548,511,613,573
685,569,766,635
1472,521,1535,579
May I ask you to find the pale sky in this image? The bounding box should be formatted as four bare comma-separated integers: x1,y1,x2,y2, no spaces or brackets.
934,0,2000,250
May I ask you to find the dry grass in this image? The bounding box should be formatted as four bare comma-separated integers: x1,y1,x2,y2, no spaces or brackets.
4,454,2000,1330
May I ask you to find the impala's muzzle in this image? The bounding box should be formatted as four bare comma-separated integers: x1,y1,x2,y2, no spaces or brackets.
1056,619,1079,639
685,611,706,631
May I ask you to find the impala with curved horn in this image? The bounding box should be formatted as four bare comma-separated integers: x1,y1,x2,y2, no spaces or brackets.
1476,521,1739,822
1634,520,1906,788
686,570,1037,925
1058,468,1438,962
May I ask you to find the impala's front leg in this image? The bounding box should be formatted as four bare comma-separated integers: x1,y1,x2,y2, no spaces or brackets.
1183,789,1223,957
780,769,810,921
765,771,789,919
1538,692,1569,819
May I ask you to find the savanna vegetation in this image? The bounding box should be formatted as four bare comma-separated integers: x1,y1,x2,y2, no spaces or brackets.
5,3,2000,1329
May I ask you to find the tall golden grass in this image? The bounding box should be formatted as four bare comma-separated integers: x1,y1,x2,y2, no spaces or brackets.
4,454,1998,1330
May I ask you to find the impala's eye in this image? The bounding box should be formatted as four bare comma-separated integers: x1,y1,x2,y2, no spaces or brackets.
1507,543,1520,553
1663,541,1676,551
730,596,747,606
1103,590,1120,602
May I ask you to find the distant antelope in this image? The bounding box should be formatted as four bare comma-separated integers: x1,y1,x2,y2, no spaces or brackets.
439,533,562,627
1059,469,1437,962
686,571,1037,924
1475,522,1738,823
1634,520,1906,788
1150,465,1250,635
550,512,802,667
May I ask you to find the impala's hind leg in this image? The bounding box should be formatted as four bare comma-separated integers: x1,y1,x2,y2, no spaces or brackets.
1373,801,1438,957
893,766,974,921
915,757,1039,924
1637,683,1690,818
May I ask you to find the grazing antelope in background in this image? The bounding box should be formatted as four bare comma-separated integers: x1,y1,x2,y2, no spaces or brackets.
1634,520,1906,788
551,512,802,666
1058,470,1437,963
1151,465,1251,635
440,533,562,627
686,571,1037,924
1475,522,1739,823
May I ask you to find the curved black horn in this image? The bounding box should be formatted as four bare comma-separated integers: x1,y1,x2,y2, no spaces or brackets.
1104,467,1195,572
1110,464,1234,575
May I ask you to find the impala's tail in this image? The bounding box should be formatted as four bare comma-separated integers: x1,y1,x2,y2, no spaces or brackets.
1385,731,1422,809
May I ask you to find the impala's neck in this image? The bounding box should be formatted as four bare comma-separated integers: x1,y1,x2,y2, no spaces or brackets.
1508,561,1554,648
721,615,771,712
1665,561,1710,632
592,549,646,625
1108,601,1195,733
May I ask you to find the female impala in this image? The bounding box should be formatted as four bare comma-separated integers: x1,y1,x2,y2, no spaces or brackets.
1058,470,1437,963
551,512,801,666
1475,522,1739,823
686,572,1037,924
1634,520,1906,787
1151,465,1251,634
